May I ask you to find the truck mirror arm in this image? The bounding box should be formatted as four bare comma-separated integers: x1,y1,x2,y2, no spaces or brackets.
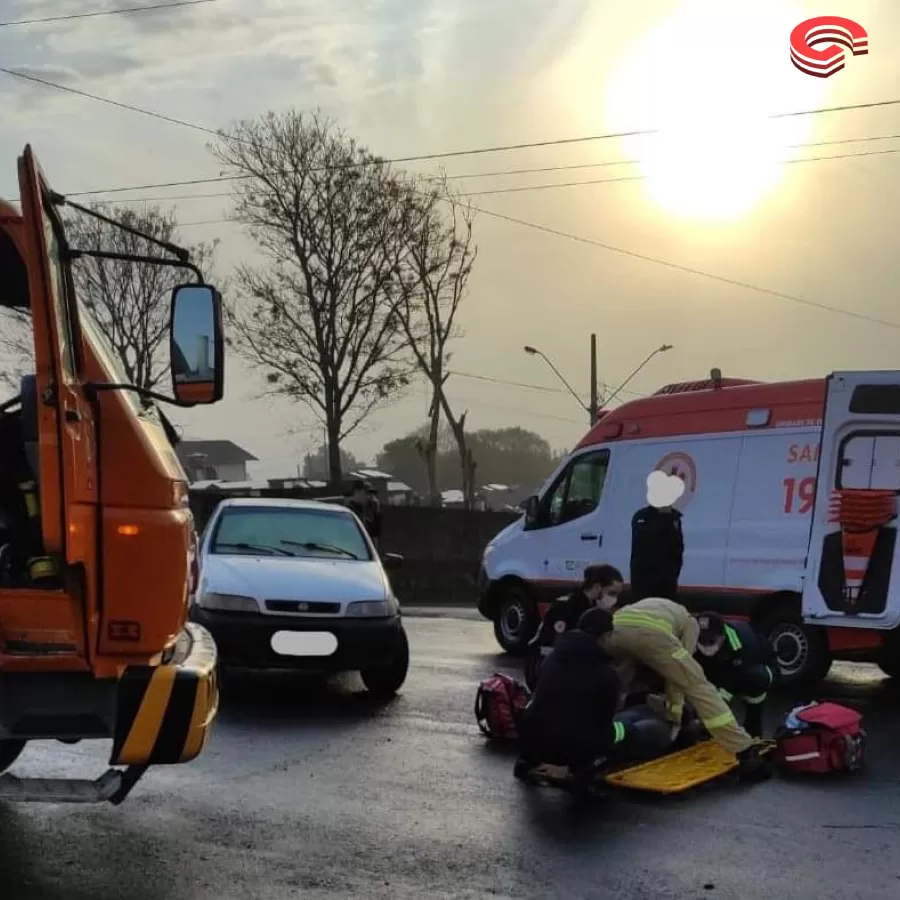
85,381,205,409
64,248,204,283
52,192,196,268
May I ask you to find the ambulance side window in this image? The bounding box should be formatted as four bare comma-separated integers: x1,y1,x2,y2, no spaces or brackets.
541,449,609,527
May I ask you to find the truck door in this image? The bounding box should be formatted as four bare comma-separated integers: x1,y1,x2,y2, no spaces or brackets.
14,145,96,658
802,372,900,630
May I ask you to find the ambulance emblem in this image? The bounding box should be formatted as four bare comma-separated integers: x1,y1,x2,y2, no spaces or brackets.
654,451,698,509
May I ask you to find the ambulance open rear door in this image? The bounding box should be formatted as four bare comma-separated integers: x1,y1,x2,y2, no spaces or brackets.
802,372,900,631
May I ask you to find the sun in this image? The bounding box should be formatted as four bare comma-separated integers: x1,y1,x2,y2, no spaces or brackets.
605,1,829,223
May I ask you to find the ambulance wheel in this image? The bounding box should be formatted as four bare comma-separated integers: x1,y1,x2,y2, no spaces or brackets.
876,629,900,679
493,584,539,656
760,612,831,688
0,739,26,774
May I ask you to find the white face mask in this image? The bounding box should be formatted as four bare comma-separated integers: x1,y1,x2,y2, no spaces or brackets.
597,590,621,611
697,639,723,657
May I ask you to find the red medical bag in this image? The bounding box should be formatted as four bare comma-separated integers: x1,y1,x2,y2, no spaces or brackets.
774,702,866,774
475,673,530,740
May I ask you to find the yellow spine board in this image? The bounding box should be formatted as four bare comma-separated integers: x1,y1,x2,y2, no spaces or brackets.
604,741,775,794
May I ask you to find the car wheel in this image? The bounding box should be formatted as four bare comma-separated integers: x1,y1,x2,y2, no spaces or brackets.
493,584,539,656
759,611,832,688
0,739,26,774
361,627,410,697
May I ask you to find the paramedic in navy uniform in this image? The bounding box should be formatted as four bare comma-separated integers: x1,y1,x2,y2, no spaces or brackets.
629,500,684,602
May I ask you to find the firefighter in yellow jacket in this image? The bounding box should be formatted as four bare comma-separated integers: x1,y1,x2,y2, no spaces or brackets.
603,597,771,781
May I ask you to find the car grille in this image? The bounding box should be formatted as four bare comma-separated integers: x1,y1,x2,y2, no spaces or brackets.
264,599,342,615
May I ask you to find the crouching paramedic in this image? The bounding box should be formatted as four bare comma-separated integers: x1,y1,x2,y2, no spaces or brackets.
695,612,777,739
604,597,771,781
515,607,671,781
524,564,623,690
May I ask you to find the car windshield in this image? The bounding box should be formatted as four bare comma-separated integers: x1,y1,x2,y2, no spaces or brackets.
210,506,373,561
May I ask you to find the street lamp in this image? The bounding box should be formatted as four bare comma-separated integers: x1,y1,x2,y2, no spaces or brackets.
523,344,592,420
603,344,673,407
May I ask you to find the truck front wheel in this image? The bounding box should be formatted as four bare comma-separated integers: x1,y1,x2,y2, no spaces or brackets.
0,739,26,774
493,583,539,656
759,611,832,688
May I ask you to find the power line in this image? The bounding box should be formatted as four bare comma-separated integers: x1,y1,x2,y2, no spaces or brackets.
464,203,900,332
0,0,218,28
3,60,900,188
157,143,900,223
451,369,644,400
0,66,219,137
465,147,900,197
146,182,900,332
80,132,900,205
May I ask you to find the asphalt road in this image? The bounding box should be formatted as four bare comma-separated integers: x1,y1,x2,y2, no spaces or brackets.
2,609,900,900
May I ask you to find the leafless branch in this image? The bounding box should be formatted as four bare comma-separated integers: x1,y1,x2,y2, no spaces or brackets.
211,109,418,484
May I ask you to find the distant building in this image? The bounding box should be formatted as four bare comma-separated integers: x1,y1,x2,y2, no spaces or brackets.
176,440,258,483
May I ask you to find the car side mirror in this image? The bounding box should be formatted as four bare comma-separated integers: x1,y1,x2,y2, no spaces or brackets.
524,494,540,527
170,283,225,405
381,552,404,570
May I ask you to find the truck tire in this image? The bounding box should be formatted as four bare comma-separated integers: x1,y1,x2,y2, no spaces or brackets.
493,583,539,656
0,739,26,774
759,610,832,688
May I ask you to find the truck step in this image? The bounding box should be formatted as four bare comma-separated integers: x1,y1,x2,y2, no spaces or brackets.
0,769,123,803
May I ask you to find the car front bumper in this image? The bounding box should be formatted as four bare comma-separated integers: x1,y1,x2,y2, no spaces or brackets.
189,605,406,671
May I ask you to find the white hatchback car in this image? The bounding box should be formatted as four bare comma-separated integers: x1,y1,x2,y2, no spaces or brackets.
190,497,409,696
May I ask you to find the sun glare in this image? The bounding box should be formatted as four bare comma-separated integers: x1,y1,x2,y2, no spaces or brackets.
605,2,829,223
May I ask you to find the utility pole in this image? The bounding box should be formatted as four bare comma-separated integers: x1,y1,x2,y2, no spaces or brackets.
589,333,599,425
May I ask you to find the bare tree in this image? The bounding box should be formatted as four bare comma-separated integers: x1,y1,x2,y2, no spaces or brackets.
0,204,217,391
211,110,416,486
394,175,478,507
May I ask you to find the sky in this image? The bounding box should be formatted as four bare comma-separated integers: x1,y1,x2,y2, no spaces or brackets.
2,0,900,482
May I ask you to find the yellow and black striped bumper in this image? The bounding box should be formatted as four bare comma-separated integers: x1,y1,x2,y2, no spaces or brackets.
109,623,219,767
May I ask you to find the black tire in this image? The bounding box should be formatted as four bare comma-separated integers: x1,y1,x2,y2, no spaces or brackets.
360,627,409,697
0,739,26,774
493,583,539,656
759,609,832,688
876,629,900,679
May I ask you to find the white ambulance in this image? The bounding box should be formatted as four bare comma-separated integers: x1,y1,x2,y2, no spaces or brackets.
477,371,900,687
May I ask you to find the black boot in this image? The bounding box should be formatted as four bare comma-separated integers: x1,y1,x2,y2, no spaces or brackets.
735,743,773,783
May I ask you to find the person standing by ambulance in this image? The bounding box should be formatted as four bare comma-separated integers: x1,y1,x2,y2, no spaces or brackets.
603,597,772,781
629,499,684,601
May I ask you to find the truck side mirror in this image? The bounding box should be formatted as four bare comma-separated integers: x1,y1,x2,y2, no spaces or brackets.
524,494,540,527
170,283,224,405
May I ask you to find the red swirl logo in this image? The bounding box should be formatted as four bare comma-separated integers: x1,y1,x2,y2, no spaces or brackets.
790,16,867,78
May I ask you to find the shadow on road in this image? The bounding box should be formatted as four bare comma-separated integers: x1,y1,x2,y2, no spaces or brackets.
216,667,400,726
0,803,183,900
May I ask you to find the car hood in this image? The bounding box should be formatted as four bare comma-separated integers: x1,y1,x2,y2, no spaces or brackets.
199,553,390,608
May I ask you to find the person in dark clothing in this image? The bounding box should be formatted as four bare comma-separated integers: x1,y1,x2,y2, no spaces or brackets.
523,564,623,691
629,502,684,601
516,608,673,783
347,480,383,550
695,612,778,738
516,607,622,779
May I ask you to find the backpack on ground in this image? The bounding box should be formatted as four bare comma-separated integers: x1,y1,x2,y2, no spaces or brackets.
773,701,866,775
475,673,530,740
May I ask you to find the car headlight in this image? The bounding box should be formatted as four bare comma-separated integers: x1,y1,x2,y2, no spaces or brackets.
196,592,260,613
346,596,399,617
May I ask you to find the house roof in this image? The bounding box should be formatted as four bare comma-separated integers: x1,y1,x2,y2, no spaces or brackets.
177,440,258,465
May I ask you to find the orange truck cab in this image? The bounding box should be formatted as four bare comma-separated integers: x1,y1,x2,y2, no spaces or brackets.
0,146,225,804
